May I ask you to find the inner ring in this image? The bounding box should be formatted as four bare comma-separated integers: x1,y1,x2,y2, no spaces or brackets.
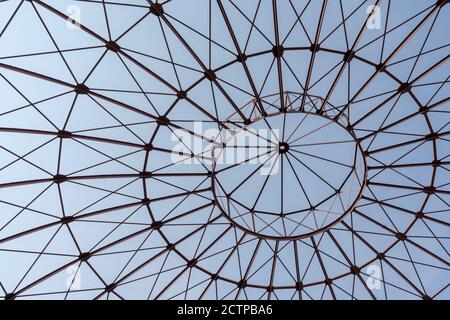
211,110,368,240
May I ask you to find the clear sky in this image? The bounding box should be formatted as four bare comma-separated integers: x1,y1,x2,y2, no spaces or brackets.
0,0,448,300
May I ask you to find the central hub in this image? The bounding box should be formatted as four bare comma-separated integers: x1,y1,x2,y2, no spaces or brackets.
278,142,290,154
211,111,367,240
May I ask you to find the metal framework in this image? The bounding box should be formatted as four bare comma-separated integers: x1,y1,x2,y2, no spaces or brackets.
0,0,448,300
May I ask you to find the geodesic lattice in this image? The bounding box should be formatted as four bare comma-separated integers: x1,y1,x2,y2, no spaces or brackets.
0,0,449,300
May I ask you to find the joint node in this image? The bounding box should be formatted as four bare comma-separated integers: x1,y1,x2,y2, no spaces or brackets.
4,293,15,300
423,186,436,194
432,159,441,167
74,83,90,95
350,265,361,275
419,106,429,114
237,280,247,288
187,259,197,268
375,63,386,72
156,116,170,126
139,171,152,179
425,132,438,141
150,3,164,16
60,215,75,225
272,45,285,58
398,83,411,94
204,69,217,81
415,211,425,219
309,44,320,53
144,143,154,151
395,232,407,241
57,130,72,139
79,252,92,262
343,50,355,62
151,220,163,230
53,174,67,184
437,0,449,8
177,90,187,99
105,41,120,52
105,283,117,293
211,273,219,281
236,53,247,63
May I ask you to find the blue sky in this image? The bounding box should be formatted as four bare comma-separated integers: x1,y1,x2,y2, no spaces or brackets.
0,0,448,300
